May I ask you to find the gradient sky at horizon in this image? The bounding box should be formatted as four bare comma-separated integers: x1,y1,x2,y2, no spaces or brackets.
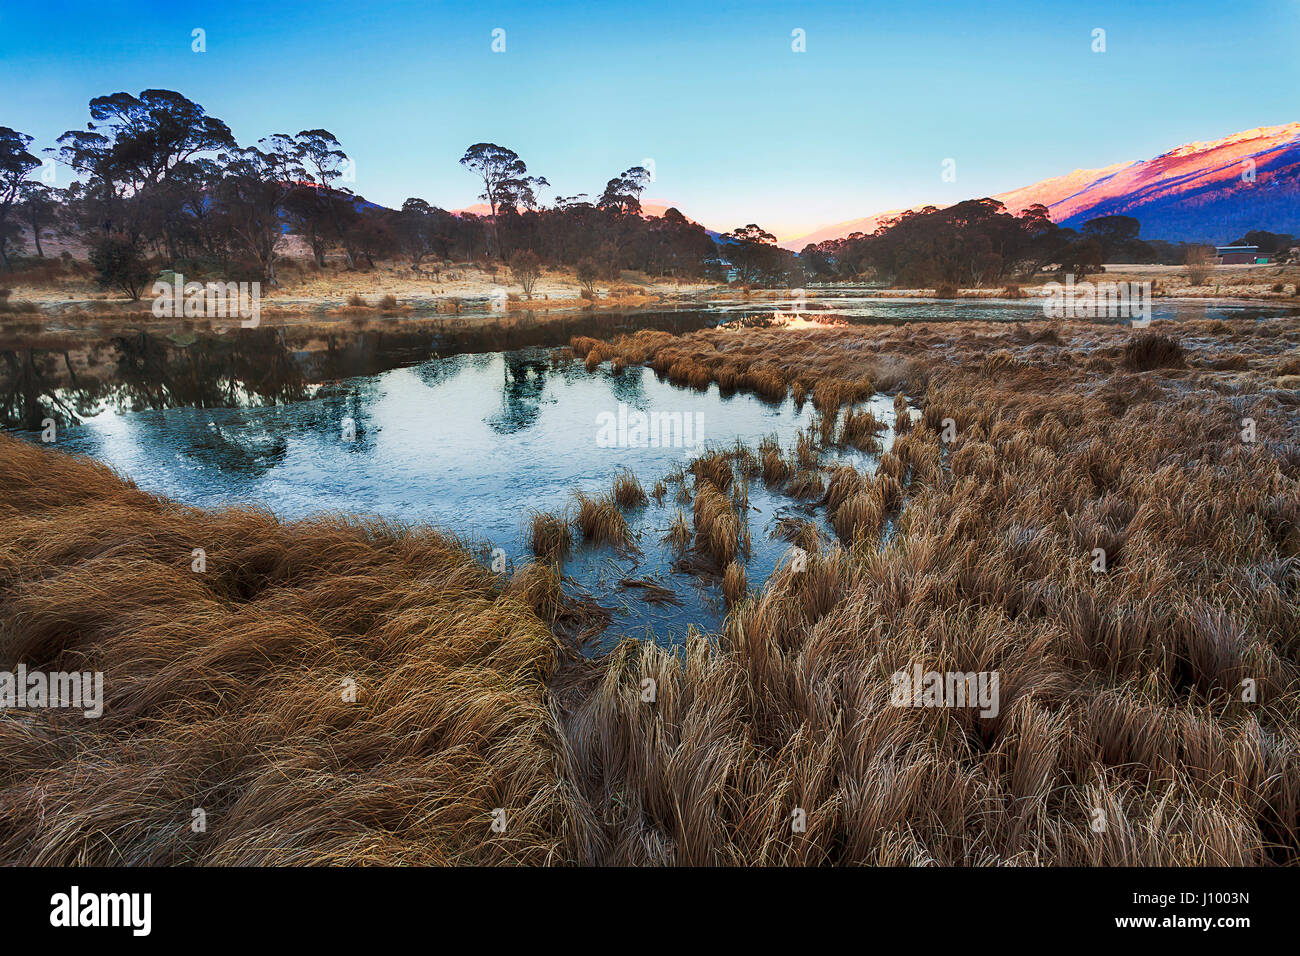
2,0,1297,239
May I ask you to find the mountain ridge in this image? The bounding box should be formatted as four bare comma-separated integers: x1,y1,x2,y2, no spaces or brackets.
779,123,1300,250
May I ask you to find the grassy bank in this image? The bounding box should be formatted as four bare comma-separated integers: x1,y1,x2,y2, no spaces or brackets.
2,314,1298,865
0,435,591,864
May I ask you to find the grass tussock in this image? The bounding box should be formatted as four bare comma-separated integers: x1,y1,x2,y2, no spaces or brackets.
722,560,747,607
1122,332,1186,371
689,451,733,492
691,481,742,568
831,490,883,544
558,316,1300,866
840,407,885,450
785,469,825,500
573,492,633,550
760,438,793,486
662,509,691,553
528,509,572,563
612,471,648,508
894,393,913,434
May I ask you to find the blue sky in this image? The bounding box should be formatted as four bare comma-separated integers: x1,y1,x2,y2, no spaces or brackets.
2,0,1297,238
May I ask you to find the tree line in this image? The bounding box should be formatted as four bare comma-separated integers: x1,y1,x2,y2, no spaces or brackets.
0,89,746,294
800,203,1153,288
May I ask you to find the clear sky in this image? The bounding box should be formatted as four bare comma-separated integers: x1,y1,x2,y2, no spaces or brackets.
2,0,1297,239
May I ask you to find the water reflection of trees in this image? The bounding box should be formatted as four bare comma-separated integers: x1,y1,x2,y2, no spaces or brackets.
607,364,648,405
0,328,311,429
144,381,380,482
1,348,97,429
2,309,725,431
412,354,468,389
166,411,292,477
112,329,309,412
486,353,552,435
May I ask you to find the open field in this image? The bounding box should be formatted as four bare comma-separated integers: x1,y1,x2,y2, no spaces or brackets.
1,314,1298,865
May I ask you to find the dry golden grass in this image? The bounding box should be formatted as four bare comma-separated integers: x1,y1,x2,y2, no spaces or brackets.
840,407,885,450
785,469,825,499
760,437,793,486
691,481,742,569
662,509,691,554
722,560,747,607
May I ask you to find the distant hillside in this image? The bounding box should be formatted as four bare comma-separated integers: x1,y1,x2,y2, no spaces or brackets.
781,123,1300,249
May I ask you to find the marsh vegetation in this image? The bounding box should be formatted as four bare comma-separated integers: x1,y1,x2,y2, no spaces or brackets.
2,310,1297,865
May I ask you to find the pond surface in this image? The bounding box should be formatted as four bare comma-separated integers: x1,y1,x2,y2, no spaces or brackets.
31,347,894,648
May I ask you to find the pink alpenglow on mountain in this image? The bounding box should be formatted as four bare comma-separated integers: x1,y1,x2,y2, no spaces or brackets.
782,124,1300,248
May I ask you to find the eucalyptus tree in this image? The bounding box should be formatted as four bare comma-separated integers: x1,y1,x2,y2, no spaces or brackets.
293,129,359,269
459,143,548,257
213,135,305,284
597,166,651,216
0,126,41,269
54,90,235,250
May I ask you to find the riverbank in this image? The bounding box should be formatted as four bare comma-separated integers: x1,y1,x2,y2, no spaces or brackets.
2,314,1297,865
4,260,1299,328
